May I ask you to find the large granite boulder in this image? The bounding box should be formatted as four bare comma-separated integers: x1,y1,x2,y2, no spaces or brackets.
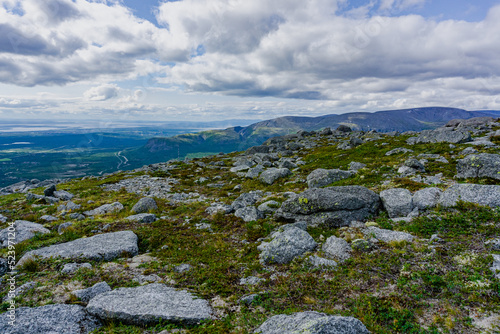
275,186,380,227
380,188,413,218
17,231,138,266
438,184,500,208
131,197,158,214
413,187,442,210
0,304,101,334
259,227,317,265
456,154,500,180
235,206,264,222
254,311,369,334
86,283,213,326
407,129,471,145
232,191,263,210
0,220,50,248
307,168,354,188
260,168,292,185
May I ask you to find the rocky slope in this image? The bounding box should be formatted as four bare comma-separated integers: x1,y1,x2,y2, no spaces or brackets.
0,117,500,333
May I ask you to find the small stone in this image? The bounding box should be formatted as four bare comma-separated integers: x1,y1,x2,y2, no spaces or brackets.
174,264,193,273
72,282,112,303
61,262,92,274
126,213,157,224
239,276,264,285
351,239,372,252
322,236,351,263
132,197,158,214
58,222,73,234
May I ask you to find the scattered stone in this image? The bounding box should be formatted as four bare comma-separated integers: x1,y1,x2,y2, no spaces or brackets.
491,254,500,279
276,186,380,227
257,200,280,214
413,187,442,210
174,264,193,273
461,147,478,155
239,294,260,305
0,304,101,334
259,227,317,265
260,168,292,185
18,231,139,266
86,283,213,326
126,213,157,224
349,162,366,172
485,238,500,251
61,262,92,274
0,220,50,248
246,165,265,179
363,226,415,243
307,255,337,269
404,158,425,172
380,188,413,218
195,223,213,232
232,191,263,210
337,125,352,133
72,282,112,303
407,129,472,144
254,311,369,334
206,203,233,215
0,214,6,223
40,215,58,222
351,239,372,252
307,168,354,188
438,184,500,207
132,197,158,214
456,153,500,180
235,206,264,222
68,212,86,220
3,281,36,302
58,201,82,212
58,222,73,234
239,276,265,285
322,236,351,262
53,190,74,201
44,184,57,197
0,258,7,276
385,147,413,156
84,202,124,216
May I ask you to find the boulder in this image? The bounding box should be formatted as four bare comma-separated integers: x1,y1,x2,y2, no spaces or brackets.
235,207,264,222
72,282,112,303
456,153,500,180
307,169,354,188
0,304,101,334
53,190,74,201
205,203,233,215
404,158,425,172
307,255,338,269
385,147,413,156
363,226,415,243
413,187,442,210
132,197,158,214
40,215,58,222
254,311,369,334
61,262,92,274
84,202,124,216
259,227,317,265
126,213,157,224
407,129,472,144
438,184,500,208
58,201,82,212
173,263,193,273
17,231,139,266
337,125,352,133
86,283,213,326
322,236,351,262
246,165,265,179
58,222,74,234
276,186,380,227
257,200,280,214
260,168,292,185
43,184,57,197
380,188,413,218
232,191,263,210
349,162,366,172
0,220,50,248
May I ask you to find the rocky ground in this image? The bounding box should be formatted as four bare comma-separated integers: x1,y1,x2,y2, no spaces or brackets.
0,117,500,333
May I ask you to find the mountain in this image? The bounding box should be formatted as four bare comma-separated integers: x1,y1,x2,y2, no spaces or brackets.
129,107,497,164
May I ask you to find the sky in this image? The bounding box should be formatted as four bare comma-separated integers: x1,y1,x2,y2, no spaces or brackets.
0,0,500,122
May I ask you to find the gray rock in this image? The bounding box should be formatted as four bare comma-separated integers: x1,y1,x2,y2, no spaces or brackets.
461,147,478,155
84,202,124,216
240,276,265,285
0,214,6,223
0,220,50,248
61,262,92,274
485,239,500,251
40,214,58,222
58,201,82,212
438,184,500,207
260,168,292,185
69,213,86,220
404,158,425,172
0,304,101,334
349,162,366,172
58,222,74,234
17,231,139,266
126,213,157,224
307,168,354,188
276,186,380,227
351,239,372,252
254,311,369,334
205,203,233,215
235,207,264,222
53,190,74,201
407,129,472,144
239,294,260,305
132,197,158,214
72,282,112,303
44,196,60,204
307,255,338,269
337,125,352,132
491,254,500,279
456,153,500,180
258,200,280,214
322,236,352,262
174,263,193,273
363,226,415,243
259,227,317,265
246,165,265,179
385,147,413,156
413,187,442,210
44,184,57,197
26,193,44,201
279,159,298,170
232,191,263,210
86,283,213,326
0,258,7,276
380,188,413,218
3,281,36,302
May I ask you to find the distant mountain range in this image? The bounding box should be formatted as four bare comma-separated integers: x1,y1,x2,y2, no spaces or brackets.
126,107,499,164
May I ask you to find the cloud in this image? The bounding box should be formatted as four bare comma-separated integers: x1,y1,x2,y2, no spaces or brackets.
84,84,120,101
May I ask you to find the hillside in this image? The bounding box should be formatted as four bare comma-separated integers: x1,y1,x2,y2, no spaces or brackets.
133,107,498,166
1,117,500,333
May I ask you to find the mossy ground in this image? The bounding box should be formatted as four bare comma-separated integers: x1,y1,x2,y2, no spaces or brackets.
1,130,499,333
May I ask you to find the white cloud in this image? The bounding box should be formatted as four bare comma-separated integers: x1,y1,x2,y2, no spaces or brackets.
84,83,120,101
